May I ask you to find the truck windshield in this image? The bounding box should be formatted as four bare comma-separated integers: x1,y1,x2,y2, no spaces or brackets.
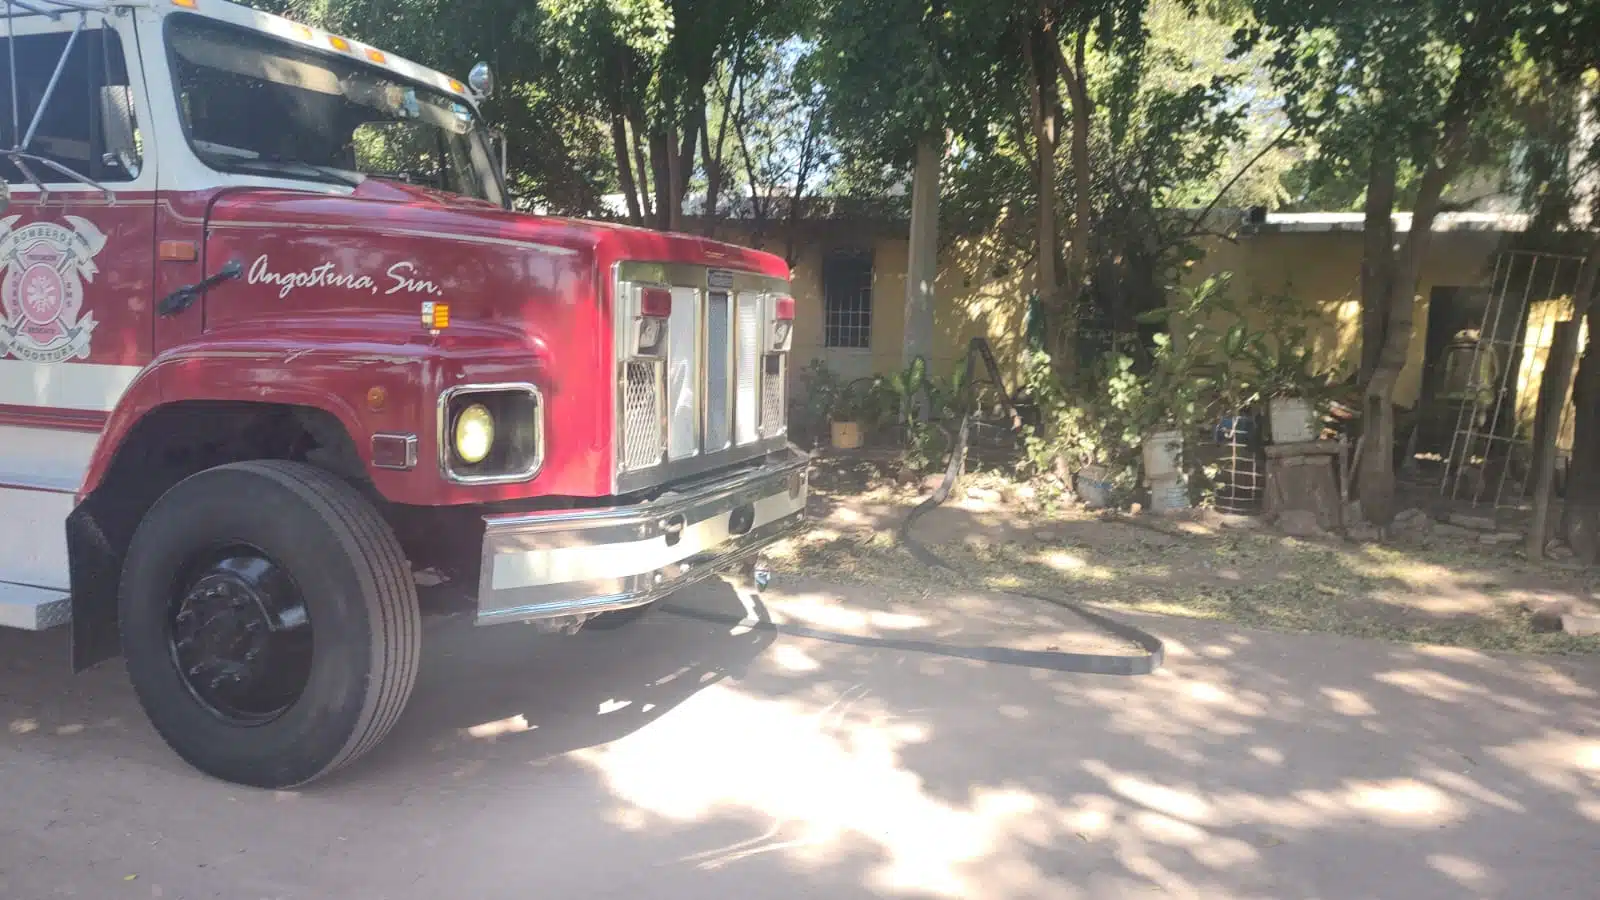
166,14,503,206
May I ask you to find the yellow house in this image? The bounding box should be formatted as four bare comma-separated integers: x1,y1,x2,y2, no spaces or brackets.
708,209,1543,419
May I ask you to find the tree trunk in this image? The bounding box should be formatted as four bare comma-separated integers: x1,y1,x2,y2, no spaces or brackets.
1360,147,1399,385
611,115,644,225
1358,120,1472,526
1045,25,1090,377
678,108,703,206
903,133,941,371
702,69,736,238
731,84,768,247
1530,235,1600,557
628,112,655,227
650,131,675,232
784,108,823,268
1023,29,1061,371
1563,305,1600,562
1064,31,1093,312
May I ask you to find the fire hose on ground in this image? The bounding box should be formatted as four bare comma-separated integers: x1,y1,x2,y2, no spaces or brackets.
894,340,1166,676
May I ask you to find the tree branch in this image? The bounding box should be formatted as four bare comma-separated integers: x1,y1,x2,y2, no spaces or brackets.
1184,123,1293,238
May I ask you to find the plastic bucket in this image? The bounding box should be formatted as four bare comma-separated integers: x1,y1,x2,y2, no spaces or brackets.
1269,397,1317,444
1149,475,1189,513
1076,466,1114,508
1142,430,1183,480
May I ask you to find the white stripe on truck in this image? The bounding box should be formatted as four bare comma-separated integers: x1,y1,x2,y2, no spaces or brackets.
0,360,140,412
0,426,99,493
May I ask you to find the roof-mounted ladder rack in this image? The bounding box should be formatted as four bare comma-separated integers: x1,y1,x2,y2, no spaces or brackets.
3,0,124,21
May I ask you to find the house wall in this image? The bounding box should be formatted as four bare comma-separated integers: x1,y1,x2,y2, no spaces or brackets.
716,220,1511,410
717,222,1036,389
1185,229,1508,408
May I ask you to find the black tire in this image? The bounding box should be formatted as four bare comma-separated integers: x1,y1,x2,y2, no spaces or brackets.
583,601,654,631
119,460,420,788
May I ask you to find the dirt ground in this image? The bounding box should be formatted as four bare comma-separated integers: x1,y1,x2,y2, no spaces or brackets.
772,458,1600,655
3,577,1598,899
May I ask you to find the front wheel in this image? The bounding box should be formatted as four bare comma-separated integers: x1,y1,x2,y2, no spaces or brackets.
119,461,421,788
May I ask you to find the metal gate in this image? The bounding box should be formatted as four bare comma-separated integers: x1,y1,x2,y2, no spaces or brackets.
1441,250,1590,509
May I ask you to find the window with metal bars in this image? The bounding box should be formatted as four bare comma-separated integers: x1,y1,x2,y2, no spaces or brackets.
822,250,873,349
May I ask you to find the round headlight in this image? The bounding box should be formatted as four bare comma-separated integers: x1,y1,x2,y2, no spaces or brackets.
453,403,495,464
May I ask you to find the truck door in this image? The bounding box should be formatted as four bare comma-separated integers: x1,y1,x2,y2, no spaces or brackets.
0,10,157,629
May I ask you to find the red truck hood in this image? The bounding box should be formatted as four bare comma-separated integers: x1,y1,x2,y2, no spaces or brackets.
192,182,791,501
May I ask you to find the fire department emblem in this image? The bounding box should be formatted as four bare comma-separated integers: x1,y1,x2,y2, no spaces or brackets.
0,215,107,363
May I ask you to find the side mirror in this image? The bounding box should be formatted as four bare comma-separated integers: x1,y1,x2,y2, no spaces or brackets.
99,85,140,177
468,61,494,99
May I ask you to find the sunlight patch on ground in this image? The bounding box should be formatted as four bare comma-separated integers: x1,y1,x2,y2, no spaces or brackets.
1040,550,1088,572
463,715,534,740
1487,731,1600,799
1342,779,1460,823
769,643,822,673
1320,687,1377,717
1428,854,1492,891
771,599,933,636
568,682,1083,898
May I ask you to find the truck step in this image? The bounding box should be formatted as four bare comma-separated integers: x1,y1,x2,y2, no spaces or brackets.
0,581,71,630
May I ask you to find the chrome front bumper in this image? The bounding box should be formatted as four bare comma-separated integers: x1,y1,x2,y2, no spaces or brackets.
476,447,809,625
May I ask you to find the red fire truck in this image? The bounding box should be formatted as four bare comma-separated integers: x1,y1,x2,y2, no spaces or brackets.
0,0,807,787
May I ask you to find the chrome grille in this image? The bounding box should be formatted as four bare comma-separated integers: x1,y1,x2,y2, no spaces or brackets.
734,292,761,446
705,291,731,451
621,360,663,471
762,355,785,437
614,263,791,491
666,286,700,459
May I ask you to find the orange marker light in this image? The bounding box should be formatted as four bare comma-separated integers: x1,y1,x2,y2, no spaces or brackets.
293,24,314,40
448,79,466,94
328,35,351,52
158,240,199,262
365,48,387,64
171,0,197,8
421,301,450,330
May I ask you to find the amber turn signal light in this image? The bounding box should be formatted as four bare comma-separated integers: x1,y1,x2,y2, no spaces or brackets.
421,301,450,331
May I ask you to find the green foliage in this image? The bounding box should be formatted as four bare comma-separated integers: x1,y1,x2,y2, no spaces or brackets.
1019,348,1142,480
792,358,843,440
1023,271,1347,487
810,0,1018,174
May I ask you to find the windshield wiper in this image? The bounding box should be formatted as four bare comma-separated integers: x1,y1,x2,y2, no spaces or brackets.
202,151,363,188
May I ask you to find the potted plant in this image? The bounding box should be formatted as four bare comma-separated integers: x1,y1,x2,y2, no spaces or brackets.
828,377,882,450
1248,333,1334,444
1113,336,1202,483
795,359,842,448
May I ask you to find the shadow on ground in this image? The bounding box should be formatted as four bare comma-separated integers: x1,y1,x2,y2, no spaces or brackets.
1,577,1596,898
